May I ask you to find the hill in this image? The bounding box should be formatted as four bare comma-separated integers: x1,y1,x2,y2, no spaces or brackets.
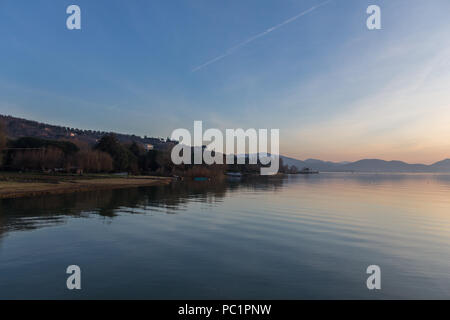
0,114,173,150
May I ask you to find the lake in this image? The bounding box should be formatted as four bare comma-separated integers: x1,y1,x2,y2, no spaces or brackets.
0,173,449,299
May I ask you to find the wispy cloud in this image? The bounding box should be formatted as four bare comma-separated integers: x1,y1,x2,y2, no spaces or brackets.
192,0,332,72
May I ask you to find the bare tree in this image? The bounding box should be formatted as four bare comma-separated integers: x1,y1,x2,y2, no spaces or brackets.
76,150,113,173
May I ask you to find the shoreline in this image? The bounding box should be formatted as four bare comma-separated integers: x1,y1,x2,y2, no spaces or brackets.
0,173,173,199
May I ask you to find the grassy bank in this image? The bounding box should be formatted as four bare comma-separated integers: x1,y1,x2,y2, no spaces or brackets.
0,172,173,199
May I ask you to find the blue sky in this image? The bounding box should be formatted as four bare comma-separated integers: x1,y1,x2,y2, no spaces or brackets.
1,0,450,163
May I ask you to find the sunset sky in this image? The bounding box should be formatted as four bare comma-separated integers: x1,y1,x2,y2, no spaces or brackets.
1,0,450,164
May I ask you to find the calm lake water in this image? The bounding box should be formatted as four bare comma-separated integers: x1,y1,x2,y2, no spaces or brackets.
0,173,449,299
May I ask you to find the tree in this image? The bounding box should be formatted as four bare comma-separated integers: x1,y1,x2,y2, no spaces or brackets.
142,150,160,172
0,121,7,166
11,137,79,156
289,165,299,174
128,142,142,158
278,157,289,173
11,147,64,171
76,150,113,173
95,134,137,172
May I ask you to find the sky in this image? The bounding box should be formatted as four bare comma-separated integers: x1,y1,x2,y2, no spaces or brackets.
1,0,450,164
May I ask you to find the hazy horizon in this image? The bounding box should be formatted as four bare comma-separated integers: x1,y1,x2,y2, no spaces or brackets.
2,112,450,166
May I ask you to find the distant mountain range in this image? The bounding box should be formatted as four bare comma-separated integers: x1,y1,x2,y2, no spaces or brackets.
281,156,450,173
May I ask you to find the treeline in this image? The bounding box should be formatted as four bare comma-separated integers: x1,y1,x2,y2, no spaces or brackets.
0,122,292,177
0,126,221,176
0,134,172,175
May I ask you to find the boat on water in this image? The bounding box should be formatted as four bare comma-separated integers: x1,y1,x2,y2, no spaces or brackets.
193,177,209,181
225,172,243,177
297,167,319,174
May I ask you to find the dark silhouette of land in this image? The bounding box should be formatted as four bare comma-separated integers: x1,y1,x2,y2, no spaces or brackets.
281,156,450,173
2,114,450,174
0,114,173,149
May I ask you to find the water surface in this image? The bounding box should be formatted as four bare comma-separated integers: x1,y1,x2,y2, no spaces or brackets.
0,173,449,299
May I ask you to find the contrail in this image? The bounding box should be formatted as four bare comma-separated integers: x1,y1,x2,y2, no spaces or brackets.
192,0,332,72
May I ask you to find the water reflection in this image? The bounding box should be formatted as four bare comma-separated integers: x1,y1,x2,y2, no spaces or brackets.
0,176,286,236
1,173,449,299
